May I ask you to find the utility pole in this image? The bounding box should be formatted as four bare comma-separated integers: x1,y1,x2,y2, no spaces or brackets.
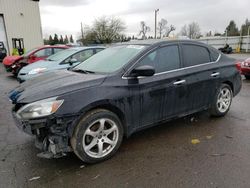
81,22,84,45
154,9,159,39
246,26,250,53
225,29,228,46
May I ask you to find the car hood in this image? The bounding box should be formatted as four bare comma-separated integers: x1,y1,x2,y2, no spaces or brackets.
19,60,60,73
9,70,106,103
3,55,22,66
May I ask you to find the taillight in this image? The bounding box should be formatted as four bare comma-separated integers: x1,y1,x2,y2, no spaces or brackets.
235,61,242,72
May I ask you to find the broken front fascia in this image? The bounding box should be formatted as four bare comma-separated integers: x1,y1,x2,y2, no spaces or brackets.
13,107,79,158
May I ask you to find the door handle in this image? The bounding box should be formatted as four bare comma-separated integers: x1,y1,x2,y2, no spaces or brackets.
211,72,220,77
173,80,186,85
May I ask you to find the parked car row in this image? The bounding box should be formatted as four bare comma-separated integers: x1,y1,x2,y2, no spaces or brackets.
3,45,69,76
18,47,104,82
2,45,105,81
8,40,242,164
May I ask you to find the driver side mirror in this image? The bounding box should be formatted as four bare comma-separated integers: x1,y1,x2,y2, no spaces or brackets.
68,58,78,66
129,65,155,77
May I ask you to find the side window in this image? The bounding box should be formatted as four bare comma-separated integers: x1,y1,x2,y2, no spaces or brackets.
53,48,65,54
210,48,220,62
136,45,180,73
96,48,104,53
182,44,210,67
72,49,94,62
34,48,53,57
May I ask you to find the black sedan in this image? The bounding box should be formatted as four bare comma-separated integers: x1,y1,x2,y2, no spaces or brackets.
9,40,242,163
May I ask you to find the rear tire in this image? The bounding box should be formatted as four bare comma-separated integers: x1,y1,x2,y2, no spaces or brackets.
245,75,250,80
71,109,123,163
210,84,233,117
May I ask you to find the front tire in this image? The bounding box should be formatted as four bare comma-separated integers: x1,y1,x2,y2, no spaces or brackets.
71,109,123,163
210,84,233,117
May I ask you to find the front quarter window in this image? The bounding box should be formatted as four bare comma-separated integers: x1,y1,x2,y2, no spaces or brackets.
73,45,145,74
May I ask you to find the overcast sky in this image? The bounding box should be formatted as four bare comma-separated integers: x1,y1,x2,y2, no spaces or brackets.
39,0,250,39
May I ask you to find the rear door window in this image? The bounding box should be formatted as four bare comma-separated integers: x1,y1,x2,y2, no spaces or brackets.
182,44,210,67
136,45,181,73
209,48,220,61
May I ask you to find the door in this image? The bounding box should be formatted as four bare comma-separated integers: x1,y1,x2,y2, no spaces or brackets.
180,43,221,112
132,45,188,128
12,38,24,55
30,48,53,63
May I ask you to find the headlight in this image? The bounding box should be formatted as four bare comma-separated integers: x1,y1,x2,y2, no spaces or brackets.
242,61,250,67
16,97,64,119
28,67,47,75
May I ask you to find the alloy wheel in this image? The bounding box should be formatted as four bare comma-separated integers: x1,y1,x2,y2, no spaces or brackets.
217,87,232,113
82,118,119,158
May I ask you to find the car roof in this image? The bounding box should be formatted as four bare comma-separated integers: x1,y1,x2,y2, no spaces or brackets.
119,39,209,47
68,46,105,51
33,45,68,50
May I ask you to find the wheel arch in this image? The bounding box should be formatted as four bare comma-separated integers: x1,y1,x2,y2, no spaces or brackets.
222,80,234,94
69,100,128,137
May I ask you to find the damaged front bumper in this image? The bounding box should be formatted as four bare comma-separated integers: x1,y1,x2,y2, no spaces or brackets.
12,109,78,159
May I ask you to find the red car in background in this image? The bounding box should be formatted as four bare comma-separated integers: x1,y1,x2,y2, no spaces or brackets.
3,45,69,76
241,58,250,79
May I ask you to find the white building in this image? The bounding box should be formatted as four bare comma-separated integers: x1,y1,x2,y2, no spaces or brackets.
0,0,43,55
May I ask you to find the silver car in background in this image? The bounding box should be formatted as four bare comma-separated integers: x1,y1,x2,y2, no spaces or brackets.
17,47,105,82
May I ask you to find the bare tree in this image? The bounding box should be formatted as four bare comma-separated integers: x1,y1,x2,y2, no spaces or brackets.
180,22,201,39
165,25,176,37
93,16,126,43
158,19,176,38
180,25,188,37
158,19,168,38
139,21,150,40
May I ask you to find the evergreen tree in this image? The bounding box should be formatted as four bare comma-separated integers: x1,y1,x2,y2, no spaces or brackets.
59,35,64,44
70,35,74,43
241,18,250,35
48,35,54,45
53,34,59,44
225,20,240,36
64,35,69,44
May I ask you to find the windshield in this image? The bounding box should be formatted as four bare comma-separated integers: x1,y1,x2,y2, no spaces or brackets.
46,48,79,61
73,45,146,74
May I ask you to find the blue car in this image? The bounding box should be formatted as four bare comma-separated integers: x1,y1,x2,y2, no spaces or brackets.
17,47,105,82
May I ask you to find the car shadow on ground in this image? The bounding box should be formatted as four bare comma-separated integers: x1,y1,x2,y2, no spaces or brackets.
20,110,223,187
31,110,215,167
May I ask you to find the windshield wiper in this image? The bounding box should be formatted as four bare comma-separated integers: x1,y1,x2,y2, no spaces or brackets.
71,69,95,74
